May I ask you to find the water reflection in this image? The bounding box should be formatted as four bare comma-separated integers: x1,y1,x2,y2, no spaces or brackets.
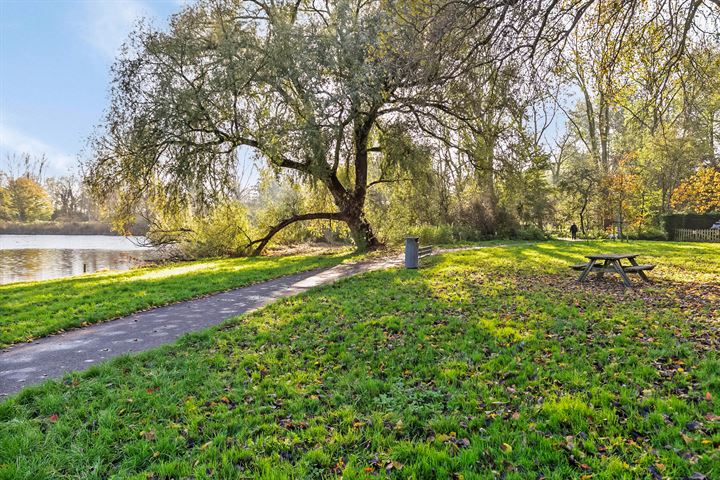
0,235,158,285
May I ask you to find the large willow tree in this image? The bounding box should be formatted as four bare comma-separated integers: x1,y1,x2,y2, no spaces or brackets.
86,0,494,253
86,0,718,253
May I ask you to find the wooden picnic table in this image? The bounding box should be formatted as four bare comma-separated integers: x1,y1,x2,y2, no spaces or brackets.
571,253,655,287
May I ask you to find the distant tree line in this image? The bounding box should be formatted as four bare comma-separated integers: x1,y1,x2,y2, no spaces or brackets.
0,153,100,224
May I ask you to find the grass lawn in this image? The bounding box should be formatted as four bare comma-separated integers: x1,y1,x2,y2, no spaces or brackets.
1,241,719,479
0,251,351,348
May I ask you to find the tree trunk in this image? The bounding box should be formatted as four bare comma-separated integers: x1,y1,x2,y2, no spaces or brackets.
247,208,380,256
599,99,611,171
345,207,381,252
248,109,384,256
345,109,382,252
709,108,718,168
579,197,588,235
580,82,600,166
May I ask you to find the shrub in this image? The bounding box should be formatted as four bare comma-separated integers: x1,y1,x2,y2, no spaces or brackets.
404,224,493,246
146,202,253,258
455,198,498,235
512,225,548,240
402,222,548,245
626,226,667,241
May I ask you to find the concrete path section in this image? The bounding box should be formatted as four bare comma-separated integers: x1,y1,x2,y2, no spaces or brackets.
0,255,402,397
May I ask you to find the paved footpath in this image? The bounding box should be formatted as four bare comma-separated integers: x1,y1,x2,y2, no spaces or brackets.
0,255,403,397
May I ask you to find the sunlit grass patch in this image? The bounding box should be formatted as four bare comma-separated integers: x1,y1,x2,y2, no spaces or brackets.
542,394,595,432
1,240,719,478
131,262,217,280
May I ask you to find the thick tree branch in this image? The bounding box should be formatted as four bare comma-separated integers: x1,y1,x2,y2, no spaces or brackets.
247,211,345,256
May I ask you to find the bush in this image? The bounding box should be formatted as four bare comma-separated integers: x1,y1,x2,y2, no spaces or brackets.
402,222,548,245
626,226,667,241
404,224,493,246
455,198,498,235
512,225,548,240
146,202,253,258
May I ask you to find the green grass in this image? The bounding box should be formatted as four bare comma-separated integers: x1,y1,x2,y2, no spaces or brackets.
1,240,719,479
0,251,351,348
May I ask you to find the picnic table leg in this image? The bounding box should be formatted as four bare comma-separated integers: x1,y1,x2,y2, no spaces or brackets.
612,260,633,287
628,257,651,282
578,259,596,283
597,259,609,279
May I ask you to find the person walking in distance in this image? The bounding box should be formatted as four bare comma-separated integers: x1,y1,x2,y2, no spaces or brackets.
570,222,579,240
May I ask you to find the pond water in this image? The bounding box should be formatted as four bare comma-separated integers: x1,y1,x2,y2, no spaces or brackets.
0,235,158,285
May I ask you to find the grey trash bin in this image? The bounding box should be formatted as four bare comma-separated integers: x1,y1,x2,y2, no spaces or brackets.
405,236,420,269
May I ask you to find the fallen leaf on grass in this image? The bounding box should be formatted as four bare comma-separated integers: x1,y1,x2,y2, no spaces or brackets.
500,443,512,453
332,456,347,474
435,432,471,451
278,418,308,430
685,421,702,432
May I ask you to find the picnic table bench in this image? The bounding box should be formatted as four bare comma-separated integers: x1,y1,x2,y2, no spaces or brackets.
571,253,655,287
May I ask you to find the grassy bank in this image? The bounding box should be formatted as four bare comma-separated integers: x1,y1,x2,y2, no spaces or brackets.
1,241,719,479
0,252,350,348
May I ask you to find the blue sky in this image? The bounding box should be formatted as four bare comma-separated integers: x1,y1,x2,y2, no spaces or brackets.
0,0,186,176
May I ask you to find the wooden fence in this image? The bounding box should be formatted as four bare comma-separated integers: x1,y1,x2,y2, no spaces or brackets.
675,228,720,242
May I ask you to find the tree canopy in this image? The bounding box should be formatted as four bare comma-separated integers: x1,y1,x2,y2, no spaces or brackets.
85,0,720,253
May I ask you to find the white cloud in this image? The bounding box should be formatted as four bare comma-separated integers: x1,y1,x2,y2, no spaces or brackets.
80,0,154,59
0,123,77,175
